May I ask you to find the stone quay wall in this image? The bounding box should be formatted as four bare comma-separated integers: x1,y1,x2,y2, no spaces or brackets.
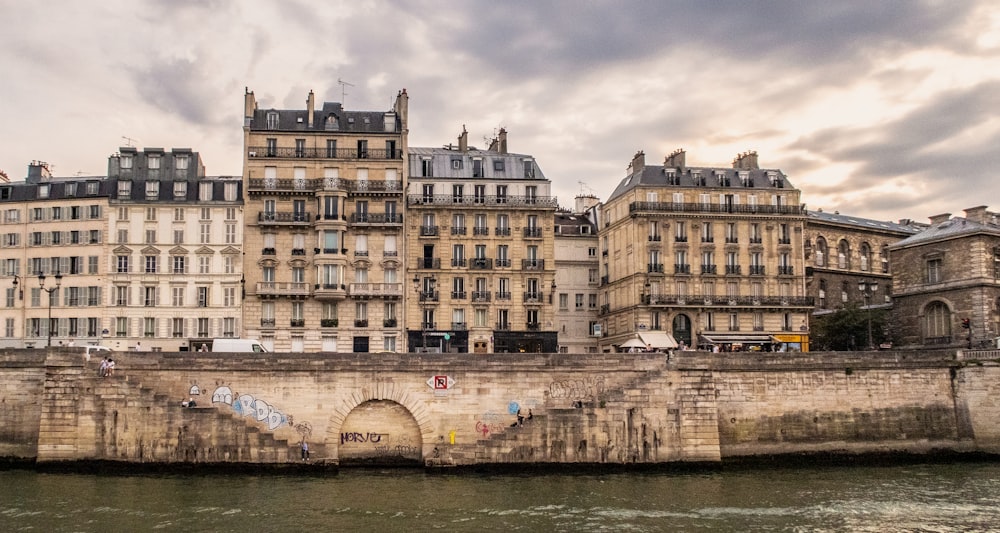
2,347,999,467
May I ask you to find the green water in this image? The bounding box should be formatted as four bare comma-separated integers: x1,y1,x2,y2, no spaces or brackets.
3,462,1000,532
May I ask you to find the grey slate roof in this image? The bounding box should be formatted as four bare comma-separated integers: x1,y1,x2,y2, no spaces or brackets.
250,101,399,134
606,164,792,203
807,210,920,235
891,216,1000,249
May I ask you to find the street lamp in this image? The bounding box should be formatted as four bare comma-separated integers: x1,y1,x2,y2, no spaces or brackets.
10,274,24,300
412,274,436,352
39,271,63,348
858,279,878,351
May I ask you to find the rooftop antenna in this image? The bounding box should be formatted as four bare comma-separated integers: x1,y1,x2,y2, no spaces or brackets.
578,181,595,196
121,136,138,147
337,78,355,106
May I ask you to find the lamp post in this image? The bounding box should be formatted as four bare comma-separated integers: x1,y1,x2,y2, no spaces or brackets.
412,274,435,352
11,274,23,300
858,279,878,351
39,271,63,348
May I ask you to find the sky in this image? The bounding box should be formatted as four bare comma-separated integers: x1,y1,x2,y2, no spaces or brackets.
1,0,998,223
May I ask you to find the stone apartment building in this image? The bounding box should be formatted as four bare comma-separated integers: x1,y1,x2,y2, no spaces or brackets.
598,150,812,352
106,147,244,351
0,163,110,348
890,206,1000,349
553,196,601,353
241,88,409,353
406,128,558,353
804,210,919,315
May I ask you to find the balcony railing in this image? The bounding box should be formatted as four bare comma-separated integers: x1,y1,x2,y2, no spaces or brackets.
471,291,491,302
451,226,467,235
726,265,742,275
648,263,664,273
321,319,338,327
524,227,543,238
451,291,467,299
522,259,545,270
451,258,467,267
354,319,369,328
383,318,398,328
600,275,609,286
247,177,403,193
674,264,691,274
675,235,689,243
496,258,511,268
495,322,511,331
260,318,275,327
749,237,763,244
407,194,558,207
726,237,739,244
416,258,441,269
599,304,610,315
262,248,276,256
421,322,436,330
419,291,439,302
348,283,403,298
473,227,490,236
523,293,542,303
256,282,311,297
526,322,541,331
629,201,803,216
258,212,311,224
451,322,468,330
701,264,717,275
419,225,439,236
778,265,795,275
349,213,403,225
495,227,511,236
778,237,792,245
495,291,511,301
291,248,306,256
649,235,662,242
749,265,766,275
470,258,493,270
290,319,305,327
248,146,402,160
643,294,815,307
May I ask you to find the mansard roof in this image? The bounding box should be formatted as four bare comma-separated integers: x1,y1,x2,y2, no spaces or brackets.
606,164,793,203
807,210,920,236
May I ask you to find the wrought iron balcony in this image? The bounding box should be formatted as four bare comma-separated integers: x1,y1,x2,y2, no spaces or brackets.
726,237,739,244
749,237,763,244
262,248,276,256
421,321,436,330
495,227,511,236
260,318,275,327
451,258,467,267
778,237,792,245
778,265,795,275
290,319,305,327
726,265,742,275
383,318,398,328
495,322,511,331
643,294,815,307
599,304,610,315
407,194,558,208
419,225,439,236
348,283,402,298
629,201,803,216
674,264,691,274
675,235,689,243
451,291,467,299
495,291,511,301
523,227,543,238
354,319,369,328
495,258,511,268
258,211,312,225
522,259,545,270
473,227,490,236
649,235,662,242
419,291,439,302
451,226,467,235
321,319,339,327
523,292,542,303
416,258,441,269
471,291,491,302
470,258,493,270
526,322,541,331
451,322,468,330
248,146,402,160
600,275,609,286
349,212,403,225
749,265,766,275
701,265,717,275
648,263,664,273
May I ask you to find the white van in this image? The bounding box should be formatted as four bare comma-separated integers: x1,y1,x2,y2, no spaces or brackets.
84,345,113,361
211,338,268,353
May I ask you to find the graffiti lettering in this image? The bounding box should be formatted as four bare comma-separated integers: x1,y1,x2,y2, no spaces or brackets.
475,421,506,438
212,387,289,431
548,377,606,400
340,432,387,445
373,445,420,457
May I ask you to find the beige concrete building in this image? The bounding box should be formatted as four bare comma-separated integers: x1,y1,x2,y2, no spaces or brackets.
599,150,812,352
553,196,601,353
406,128,558,353
241,88,409,352
1,163,110,348
106,147,244,351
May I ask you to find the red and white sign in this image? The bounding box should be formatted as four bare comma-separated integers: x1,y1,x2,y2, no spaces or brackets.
427,375,455,390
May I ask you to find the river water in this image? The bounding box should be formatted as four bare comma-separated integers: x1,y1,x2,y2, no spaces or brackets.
3,461,1000,532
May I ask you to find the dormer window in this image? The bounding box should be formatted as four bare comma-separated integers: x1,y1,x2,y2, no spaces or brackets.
148,155,161,170
120,155,133,169
767,171,782,188
693,171,705,186
146,181,159,199
118,181,131,199
266,111,279,130
37,184,49,199
175,155,189,170
715,171,730,187
739,171,752,187
325,114,338,130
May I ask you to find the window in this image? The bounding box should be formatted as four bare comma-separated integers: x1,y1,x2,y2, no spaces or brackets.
924,301,951,340
927,258,942,284
197,287,208,307
143,317,156,337
172,287,184,307
225,223,237,244
172,318,185,338
172,256,186,274
115,286,129,306
173,181,187,199
559,293,568,309
174,229,184,245
575,294,584,309
198,318,209,337
266,112,279,129
146,181,160,199
199,182,213,201
493,159,505,172
472,158,483,178
144,255,158,273
200,224,211,244
118,181,131,199
143,286,157,307
116,255,130,273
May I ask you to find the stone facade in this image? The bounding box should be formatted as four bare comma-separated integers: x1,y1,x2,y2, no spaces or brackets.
890,207,1000,349
553,197,600,353
5,348,1000,467
405,128,558,353
598,150,812,352
241,89,409,353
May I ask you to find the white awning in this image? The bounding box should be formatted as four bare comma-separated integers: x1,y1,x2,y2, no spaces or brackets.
639,332,678,349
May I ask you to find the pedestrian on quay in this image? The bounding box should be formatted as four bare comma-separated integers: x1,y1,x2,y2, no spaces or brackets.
301,440,310,461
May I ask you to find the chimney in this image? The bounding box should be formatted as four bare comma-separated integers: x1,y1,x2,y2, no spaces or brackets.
0,169,8,183
664,149,685,170
458,125,468,152
732,150,759,170
307,90,315,128
928,213,952,225
963,206,989,224
26,161,52,184
574,194,600,214
243,87,257,128
629,150,645,175
498,128,508,154
394,88,409,131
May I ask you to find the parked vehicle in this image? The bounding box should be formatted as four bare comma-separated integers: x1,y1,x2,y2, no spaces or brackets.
84,345,113,361
211,338,268,353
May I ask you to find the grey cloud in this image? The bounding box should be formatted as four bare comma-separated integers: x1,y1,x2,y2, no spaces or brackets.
127,57,223,125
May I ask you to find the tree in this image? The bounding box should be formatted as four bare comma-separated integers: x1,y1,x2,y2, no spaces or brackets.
810,305,888,351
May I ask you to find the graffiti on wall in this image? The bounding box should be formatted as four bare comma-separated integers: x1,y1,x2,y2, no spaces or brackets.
548,377,606,401
211,385,290,431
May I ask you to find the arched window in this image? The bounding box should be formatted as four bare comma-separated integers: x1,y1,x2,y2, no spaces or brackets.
838,240,850,269
924,301,951,342
859,242,872,272
815,237,827,267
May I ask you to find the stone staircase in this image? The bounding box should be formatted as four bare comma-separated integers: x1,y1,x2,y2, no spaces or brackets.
36,354,297,464
444,363,721,466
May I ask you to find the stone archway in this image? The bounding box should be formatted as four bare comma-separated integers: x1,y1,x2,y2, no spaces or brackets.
337,400,423,466
672,314,692,347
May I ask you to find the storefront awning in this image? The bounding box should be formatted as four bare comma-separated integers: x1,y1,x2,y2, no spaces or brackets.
700,334,776,345
639,332,679,349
